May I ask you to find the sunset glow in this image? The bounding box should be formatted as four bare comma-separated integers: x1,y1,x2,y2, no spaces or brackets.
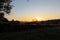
5,0,60,22
32,16,46,22
35,17,43,21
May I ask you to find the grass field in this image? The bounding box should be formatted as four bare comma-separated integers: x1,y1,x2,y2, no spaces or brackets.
0,26,60,40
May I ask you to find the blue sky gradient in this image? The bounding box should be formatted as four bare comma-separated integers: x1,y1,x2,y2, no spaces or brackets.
5,0,60,21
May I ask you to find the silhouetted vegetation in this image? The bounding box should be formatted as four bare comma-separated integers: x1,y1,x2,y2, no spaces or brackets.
0,0,60,40
0,18,60,40
0,0,12,14
0,18,60,32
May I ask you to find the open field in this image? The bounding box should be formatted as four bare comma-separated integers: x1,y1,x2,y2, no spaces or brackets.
0,25,60,40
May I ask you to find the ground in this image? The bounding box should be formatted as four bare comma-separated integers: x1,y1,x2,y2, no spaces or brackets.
0,27,60,40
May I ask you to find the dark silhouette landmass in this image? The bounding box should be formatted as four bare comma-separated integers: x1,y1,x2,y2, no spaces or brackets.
0,16,60,40
0,15,60,32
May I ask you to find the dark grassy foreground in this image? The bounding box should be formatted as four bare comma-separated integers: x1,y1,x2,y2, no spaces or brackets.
0,25,60,40
0,19,60,40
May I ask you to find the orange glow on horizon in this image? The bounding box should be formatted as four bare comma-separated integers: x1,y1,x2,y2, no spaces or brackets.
32,16,46,22
5,15,47,22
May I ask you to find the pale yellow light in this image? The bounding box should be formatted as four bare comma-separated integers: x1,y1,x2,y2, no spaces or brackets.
33,16,46,21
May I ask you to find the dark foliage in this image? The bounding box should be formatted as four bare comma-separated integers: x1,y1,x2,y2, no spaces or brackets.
0,0,12,14
0,18,60,32
0,18,60,40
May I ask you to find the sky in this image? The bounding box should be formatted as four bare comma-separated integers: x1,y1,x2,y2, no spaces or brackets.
5,0,60,22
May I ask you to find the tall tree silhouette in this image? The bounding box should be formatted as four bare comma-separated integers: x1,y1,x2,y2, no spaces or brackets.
0,0,12,22
0,0,12,14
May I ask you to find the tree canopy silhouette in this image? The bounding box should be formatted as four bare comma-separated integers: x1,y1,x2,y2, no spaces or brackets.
0,0,12,14
0,0,12,22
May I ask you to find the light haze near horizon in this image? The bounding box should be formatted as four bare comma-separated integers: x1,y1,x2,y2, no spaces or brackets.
5,0,60,21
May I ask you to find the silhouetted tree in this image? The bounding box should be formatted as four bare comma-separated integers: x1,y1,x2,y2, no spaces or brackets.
0,13,8,22
0,0,12,14
0,0,13,23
